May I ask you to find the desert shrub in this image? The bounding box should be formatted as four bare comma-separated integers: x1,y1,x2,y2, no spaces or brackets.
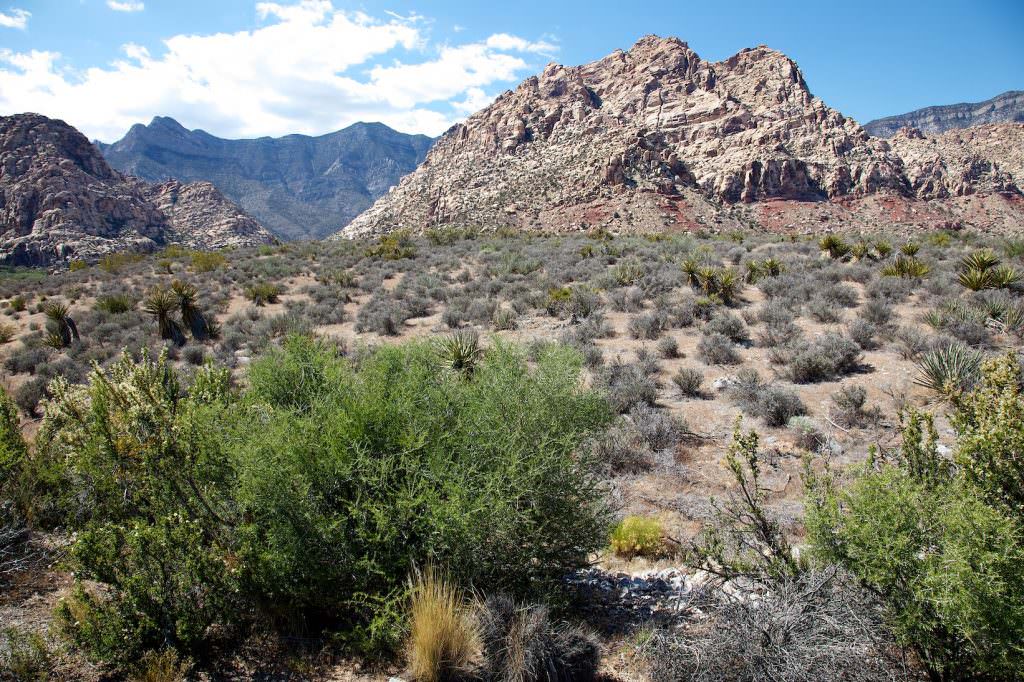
629,404,687,451
33,337,612,664
807,297,843,323
597,360,658,413
492,307,518,330
477,595,599,682
859,298,893,327
806,380,1024,680
407,568,479,682
13,378,47,418
788,415,825,451
609,516,663,559
189,251,227,272
704,311,748,343
845,318,878,350
628,312,664,340
356,296,407,335
245,282,283,306
607,287,645,313
0,627,55,681
648,571,904,682
671,367,704,398
830,384,879,428
729,370,807,427
592,420,652,474
0,322,14,344
365,232,416,260
130,649,192,682
95,294,134,314
697,332,741,365
655,336,680,359
783,334,861,383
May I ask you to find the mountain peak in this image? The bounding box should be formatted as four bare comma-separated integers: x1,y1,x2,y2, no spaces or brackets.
343,36,1023,238
864,90,1024,137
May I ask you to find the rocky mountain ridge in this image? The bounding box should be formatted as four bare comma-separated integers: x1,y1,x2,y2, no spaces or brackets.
1,113,274,266
343,36,1024,238
864,90,1024,138
99,117,433,241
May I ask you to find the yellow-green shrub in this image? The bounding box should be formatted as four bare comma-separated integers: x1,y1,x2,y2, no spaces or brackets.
609,516,664,559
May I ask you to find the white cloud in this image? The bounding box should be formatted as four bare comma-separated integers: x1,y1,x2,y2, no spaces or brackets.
107,1,145,11
0,2,554,141
0,8,30,29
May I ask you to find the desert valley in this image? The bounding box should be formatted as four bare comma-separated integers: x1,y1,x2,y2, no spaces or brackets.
1,16,1023,682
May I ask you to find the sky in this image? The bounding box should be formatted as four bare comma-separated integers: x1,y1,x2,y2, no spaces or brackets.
0,0,1021,143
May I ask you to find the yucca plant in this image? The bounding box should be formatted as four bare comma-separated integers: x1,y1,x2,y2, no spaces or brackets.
874,240,893,258
612,259,645,286
913,344,983,401
743,260,764,284
900,241,920,257
761,257,785,277
143,287,185,345
716,268,742,305
171,280,209,340
245,282,283,306
882,255,930,278
696,265,720,297
436,330,484,377
819,234,850,260
921,309,945,329
43,301,79,348
850,241,871,261
1001,238,1024,258
960,250,1001,273
958,267,995,291
990,265,1021,289
681,257,701,288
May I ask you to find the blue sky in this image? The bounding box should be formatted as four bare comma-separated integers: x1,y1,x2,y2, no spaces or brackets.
1,0,1021,142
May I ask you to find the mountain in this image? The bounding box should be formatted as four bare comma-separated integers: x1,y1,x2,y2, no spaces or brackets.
864,91,1024,138
99,117,434,241
343,36,1024,238
0,113,274,266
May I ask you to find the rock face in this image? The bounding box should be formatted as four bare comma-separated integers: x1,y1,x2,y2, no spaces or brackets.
864,91,1024,138
0,113,273,266
137,179,276,250
343,36,1024,238
99,117,434,241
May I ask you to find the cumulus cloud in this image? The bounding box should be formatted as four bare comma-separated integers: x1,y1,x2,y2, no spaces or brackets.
107,1,145,11
0,1,556,141
0,8,30,29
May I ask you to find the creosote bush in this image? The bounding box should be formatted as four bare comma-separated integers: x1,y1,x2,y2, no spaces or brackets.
23,336,612,668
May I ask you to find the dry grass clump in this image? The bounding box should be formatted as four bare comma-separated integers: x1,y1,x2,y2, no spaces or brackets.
407,567,480,682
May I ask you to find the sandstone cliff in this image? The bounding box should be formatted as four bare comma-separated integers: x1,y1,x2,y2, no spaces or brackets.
342,36,1023,238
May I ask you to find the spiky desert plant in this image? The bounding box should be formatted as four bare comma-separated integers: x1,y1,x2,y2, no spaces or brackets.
143,287,185,345
245,282,282,306
850,241,871,261
436,330,484,377
991,265,1021,289
743,260,764,284
882,255,930,278
171,280,209,340
874,239,893,258
900,241,920,257
681,257,701,288
761,257,784,276
958,267,995,291
716,268,742,305
960,250,1001,273
913,344,983,401
696,265,720,296
406,566,480,682
819,234,850,260
43,301,79,348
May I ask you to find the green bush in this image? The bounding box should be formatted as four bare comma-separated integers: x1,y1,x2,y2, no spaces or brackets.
806,354,1024,680
35,337,612,664
608,516,664,559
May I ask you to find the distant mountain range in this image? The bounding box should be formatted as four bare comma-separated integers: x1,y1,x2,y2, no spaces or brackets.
98,118,434,241
0,113,274,266
864,90,1024,138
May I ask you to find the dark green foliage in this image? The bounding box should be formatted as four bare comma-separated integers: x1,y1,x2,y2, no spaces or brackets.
806,357,1024,680
35,338,611,665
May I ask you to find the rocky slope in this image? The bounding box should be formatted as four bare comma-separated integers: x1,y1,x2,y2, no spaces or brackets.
343,36,1024,238
864,90,1024,138
99,117,433,241
1,113,273,266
